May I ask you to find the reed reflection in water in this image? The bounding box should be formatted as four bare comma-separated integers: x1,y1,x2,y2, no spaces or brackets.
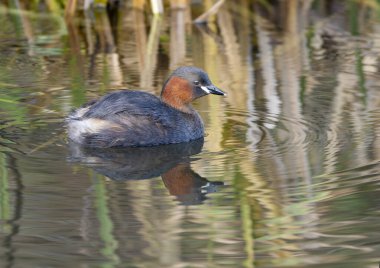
0,0,379,267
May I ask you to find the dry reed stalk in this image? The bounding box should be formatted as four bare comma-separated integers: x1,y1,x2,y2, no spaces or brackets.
150,0,164,14
169,8,186,69
140,15,162,90
133,0,146,10
16,0,35,55
194,0,225,24
64,0,78,18
133,9,147,73
170,0,188,8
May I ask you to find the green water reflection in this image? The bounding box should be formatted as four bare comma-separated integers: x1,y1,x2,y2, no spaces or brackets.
0,1,380,268
0,153,10,225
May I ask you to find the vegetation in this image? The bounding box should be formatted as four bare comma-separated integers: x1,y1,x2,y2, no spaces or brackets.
0,0,380,267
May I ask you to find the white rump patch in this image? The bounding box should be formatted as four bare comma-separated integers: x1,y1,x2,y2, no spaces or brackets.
68,118,121,143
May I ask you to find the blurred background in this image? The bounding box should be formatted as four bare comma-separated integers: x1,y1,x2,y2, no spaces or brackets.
0,0,380,267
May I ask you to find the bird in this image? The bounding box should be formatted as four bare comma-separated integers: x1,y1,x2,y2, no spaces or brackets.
66,66,226,148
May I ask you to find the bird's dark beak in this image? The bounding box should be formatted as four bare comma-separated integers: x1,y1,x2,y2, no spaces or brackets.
202,85,227,96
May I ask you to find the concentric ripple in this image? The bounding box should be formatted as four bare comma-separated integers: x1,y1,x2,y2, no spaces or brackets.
223,107,334,156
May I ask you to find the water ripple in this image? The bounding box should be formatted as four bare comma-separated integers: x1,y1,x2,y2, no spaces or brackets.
224,107,331,156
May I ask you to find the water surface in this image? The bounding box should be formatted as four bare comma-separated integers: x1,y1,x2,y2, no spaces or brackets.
0,1,380,267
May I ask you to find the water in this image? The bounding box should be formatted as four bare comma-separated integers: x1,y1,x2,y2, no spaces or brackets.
0,1,380,267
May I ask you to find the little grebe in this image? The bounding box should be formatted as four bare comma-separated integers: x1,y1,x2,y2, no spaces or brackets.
66,66,226,147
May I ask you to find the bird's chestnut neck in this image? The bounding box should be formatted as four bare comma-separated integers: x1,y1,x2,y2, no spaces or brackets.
161,76,194,113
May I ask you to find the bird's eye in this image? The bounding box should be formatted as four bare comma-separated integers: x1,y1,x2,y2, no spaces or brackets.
193,81,200,86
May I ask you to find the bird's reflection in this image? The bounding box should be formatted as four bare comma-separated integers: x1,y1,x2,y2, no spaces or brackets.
69,138,223,205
